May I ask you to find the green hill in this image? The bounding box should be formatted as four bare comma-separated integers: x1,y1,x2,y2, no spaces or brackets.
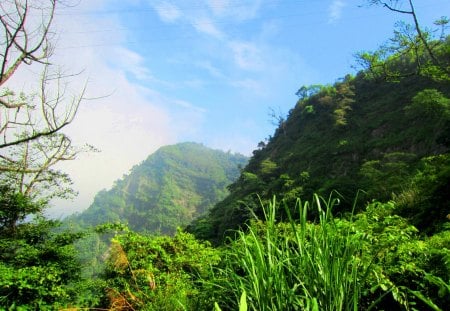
72,142,247,234
189,39,450,242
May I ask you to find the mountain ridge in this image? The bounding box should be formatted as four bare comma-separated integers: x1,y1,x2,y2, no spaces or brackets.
70,142,248,234
188,42,450,242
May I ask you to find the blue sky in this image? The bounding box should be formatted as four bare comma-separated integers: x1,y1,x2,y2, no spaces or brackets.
41,0,449,216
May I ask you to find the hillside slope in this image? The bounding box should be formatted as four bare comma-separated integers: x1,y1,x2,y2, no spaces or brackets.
72,142,247,234
189,40,450,242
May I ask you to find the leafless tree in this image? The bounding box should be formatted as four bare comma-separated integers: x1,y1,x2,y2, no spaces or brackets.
0,0,84,148
0,0,93,200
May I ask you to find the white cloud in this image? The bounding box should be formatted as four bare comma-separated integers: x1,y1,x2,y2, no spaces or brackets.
230,78,263,93
207,0,230,16
172,98,207,113
113,47,154,80
196,61,226,79
328,0,346,23
192,16,224,39
207,0,262,20
153,1,182,23
229,41,263,71
147,1,225,39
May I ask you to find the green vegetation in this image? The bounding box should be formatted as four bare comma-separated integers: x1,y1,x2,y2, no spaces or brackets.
101,229,221,310
190,39,450,242
1,1,449,310
212,196,365,311
210,197,450,311
70,142,248,235
0,186,88,309
57,197,448,310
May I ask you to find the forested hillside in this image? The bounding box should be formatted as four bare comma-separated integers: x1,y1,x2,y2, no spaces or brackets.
189,37,450,242
70,142,247,234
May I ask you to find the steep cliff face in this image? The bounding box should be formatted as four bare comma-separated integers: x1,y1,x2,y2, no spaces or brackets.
73,142,247,234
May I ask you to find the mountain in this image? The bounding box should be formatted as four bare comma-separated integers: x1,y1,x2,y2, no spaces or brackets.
71,142,248,234
189,39,450,242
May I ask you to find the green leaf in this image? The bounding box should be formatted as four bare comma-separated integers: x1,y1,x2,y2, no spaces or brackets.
239,290,248,311
408,290,442,311
214,302,222,311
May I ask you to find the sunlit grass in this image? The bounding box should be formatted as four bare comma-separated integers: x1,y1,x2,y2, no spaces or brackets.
214,195,368,311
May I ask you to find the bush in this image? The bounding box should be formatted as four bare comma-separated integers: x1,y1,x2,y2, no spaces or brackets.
101,229,221,310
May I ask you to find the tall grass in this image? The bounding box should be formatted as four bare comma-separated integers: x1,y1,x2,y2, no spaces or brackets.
215,195,369,311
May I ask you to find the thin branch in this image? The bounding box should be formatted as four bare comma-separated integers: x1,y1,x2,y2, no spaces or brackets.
378,0,447,72
0,121,69,148
381,2,412,15
0,96,26,108
0,165,45,173
405,0,443,70
0,0,56,85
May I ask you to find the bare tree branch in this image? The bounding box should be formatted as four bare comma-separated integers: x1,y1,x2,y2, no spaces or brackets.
0,96,26,108
0,63,87,148
0,1,75,149
0,1,95,203
370,0,447,73
0,0,56,86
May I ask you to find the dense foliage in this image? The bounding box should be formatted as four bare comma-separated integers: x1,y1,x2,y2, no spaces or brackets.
211,198,450,311
188,38,450,242
71,142,247,235
82,197,450,310
0,186,86,309
101,229,221,310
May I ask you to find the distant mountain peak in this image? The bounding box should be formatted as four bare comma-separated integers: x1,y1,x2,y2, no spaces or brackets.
73,142,248,235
